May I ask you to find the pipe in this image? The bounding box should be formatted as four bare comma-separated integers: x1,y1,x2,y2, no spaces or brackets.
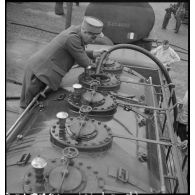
6,78,22,85
157,69,187,193
6,96,20,100
6,88,45,142
112,133,172,146
149,77,166,193
95,44,178,127
65,2,73,29
9,21,59,35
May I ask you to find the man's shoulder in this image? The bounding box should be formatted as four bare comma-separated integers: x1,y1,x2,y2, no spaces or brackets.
156,45,163,51
168,47,176,53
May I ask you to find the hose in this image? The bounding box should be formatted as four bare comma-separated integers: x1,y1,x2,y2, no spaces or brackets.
6,96,20,100
8,21,59,35
96,44,178,126
6,78,22,85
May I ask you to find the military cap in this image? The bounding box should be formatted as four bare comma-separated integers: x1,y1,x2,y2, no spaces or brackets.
81,16,103,35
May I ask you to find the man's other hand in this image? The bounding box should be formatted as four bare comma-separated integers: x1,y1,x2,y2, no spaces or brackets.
93,49,108,58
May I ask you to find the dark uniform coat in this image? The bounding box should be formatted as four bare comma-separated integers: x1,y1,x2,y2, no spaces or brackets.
175,7,185,33
20,25,94,108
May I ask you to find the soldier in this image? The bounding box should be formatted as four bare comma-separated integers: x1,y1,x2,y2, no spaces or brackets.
174,4,185,33
151,40,180,72
176,90,188,142
162,4,174,30
20,16,106,109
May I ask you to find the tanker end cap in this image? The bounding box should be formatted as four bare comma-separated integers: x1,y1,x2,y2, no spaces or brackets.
82,16,104,34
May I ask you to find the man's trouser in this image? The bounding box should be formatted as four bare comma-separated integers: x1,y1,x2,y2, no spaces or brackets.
162,14,171,29
20,68,46,109
175,16,182,32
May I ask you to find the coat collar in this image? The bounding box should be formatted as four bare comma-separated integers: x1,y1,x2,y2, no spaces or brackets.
71,25,85,46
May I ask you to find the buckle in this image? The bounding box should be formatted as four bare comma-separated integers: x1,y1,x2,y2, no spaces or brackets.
117,167,129,183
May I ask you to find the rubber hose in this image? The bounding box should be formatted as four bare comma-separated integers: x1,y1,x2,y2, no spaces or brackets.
96,44,178,128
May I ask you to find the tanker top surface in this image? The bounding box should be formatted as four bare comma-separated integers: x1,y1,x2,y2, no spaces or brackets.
6,45,188,194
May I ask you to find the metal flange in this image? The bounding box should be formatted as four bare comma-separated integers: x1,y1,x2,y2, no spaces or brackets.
102,58,123,74
50,117,113,152
67,91,117,116
78,72,121,91
23,158,87,193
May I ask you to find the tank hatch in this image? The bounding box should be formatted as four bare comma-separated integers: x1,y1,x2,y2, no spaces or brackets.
78,66,120,91
102,58,123,74
67,82,117,116
23,147,88,193
50,106,113,152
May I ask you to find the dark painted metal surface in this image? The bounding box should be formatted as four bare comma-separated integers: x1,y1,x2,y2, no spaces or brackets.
6,42,187,193
85,3,155,44
6,66,162,193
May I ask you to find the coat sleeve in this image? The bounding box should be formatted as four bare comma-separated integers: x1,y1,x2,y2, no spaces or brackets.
86,50,94,59
65,35,92,68
151,46,161,55
169,48,180,64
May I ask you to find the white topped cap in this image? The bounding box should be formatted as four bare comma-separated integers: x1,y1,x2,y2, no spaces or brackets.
82,16,103,34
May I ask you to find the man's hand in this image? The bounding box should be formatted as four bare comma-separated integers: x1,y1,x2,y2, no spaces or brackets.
93,49,108,58
177,140,188,151
39,86,50,99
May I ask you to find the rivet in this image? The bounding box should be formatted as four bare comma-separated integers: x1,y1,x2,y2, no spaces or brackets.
93,171,99,175
25,179,30,185
27,172,32,177
78,162,83,166
52,188,56,192
28,187,32,192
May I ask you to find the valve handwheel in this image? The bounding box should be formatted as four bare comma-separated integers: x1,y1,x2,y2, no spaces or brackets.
79,105,93,114
63,147,79,159
90,80,101,90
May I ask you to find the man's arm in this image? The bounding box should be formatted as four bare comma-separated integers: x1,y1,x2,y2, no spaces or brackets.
169,48,180,64
86,50,94,59
65,35,92,68
151,46,161,56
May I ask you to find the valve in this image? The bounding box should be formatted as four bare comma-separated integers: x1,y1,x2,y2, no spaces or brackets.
31,156,47,184
79,105,92,119
73,83,83,102
56,112,69,129
90,80,100,91
63,146,79,160
56,112,69,138
60,147,79,179
85,65,92,77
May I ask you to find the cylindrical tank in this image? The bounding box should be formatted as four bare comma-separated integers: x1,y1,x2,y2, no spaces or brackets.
85,3,155,44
